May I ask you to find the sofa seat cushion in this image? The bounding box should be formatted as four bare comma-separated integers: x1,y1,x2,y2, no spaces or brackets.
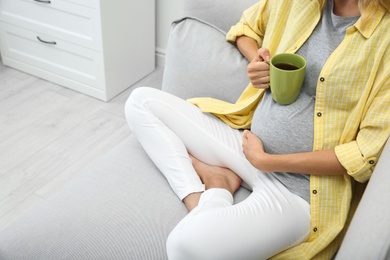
0,134,251,260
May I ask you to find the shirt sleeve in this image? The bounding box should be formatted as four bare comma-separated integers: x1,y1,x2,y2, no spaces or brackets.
335,78,390,183
226,1,270,46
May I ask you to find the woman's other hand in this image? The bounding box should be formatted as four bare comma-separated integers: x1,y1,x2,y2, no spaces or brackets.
242,130,347,176
242,130,270,171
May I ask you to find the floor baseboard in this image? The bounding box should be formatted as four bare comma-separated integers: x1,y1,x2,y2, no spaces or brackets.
156,48,166,67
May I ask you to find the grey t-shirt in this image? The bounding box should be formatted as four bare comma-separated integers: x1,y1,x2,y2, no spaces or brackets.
250,0,359,203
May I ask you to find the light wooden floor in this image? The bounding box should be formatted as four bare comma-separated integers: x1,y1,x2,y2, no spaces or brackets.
0,57,164,231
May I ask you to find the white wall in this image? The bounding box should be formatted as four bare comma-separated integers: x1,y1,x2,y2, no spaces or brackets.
155,0,183,66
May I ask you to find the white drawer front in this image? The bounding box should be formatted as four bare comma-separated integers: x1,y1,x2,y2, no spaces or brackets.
59,0,99,9
0,0,101,50
0,23,103,90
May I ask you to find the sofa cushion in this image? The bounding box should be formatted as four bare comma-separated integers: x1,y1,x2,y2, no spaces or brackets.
182,0,259,33
0,134,183,260
162,17,249,103
0,134,251,260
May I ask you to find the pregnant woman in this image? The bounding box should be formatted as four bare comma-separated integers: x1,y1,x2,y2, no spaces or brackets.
125,0,390,259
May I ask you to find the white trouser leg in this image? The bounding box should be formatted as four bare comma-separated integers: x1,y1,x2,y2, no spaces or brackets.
125,87,311,259
125,87,258,199
167,181,311,260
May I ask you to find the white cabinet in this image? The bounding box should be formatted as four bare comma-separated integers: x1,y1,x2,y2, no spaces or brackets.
0,0,155,101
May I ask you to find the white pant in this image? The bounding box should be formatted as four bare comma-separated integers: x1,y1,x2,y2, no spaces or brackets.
125,87,311,260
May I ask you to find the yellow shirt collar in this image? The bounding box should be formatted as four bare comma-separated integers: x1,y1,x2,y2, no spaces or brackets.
352,5,386,38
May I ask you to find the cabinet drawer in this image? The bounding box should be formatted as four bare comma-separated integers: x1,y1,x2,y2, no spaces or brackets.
59,0,98,9
0,0,101,50
0,23,103,90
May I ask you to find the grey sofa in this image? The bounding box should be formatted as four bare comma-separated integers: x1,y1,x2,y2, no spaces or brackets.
0,0,389,259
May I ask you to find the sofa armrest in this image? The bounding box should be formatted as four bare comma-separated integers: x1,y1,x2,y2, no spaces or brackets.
182,0,258,32
336,139,390,259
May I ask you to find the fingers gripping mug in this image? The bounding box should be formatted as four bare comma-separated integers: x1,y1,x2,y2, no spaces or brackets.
269,53,307,105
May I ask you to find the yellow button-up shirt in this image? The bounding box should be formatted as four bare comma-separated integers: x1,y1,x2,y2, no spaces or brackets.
189,0,390,259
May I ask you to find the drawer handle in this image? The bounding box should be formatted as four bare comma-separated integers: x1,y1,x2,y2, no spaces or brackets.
34,0,51,3
37,36,57,45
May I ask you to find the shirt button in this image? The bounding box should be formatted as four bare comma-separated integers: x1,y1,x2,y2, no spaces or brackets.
313,190,317,194
320,77,325,82
313,227,318,232
317,112,322,117
369,160,375,164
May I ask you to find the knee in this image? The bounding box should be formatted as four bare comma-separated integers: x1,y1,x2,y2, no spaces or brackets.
125,87,147,116
166,225,211,260
124,87,153,129
166,229,196,260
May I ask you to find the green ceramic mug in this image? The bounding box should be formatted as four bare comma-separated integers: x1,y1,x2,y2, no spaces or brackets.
269,53,306,105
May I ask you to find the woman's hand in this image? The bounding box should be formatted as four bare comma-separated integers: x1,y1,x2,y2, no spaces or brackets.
242,130,347,176
235,37,271,89
247,48,271,89
242,130,271,171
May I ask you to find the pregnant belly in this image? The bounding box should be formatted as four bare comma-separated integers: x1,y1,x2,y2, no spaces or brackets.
250,92,314,155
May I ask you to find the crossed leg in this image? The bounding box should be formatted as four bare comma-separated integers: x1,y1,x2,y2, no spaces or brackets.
125,87,311,260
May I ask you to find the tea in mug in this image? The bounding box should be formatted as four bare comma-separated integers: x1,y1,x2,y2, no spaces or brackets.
274,63,299,70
